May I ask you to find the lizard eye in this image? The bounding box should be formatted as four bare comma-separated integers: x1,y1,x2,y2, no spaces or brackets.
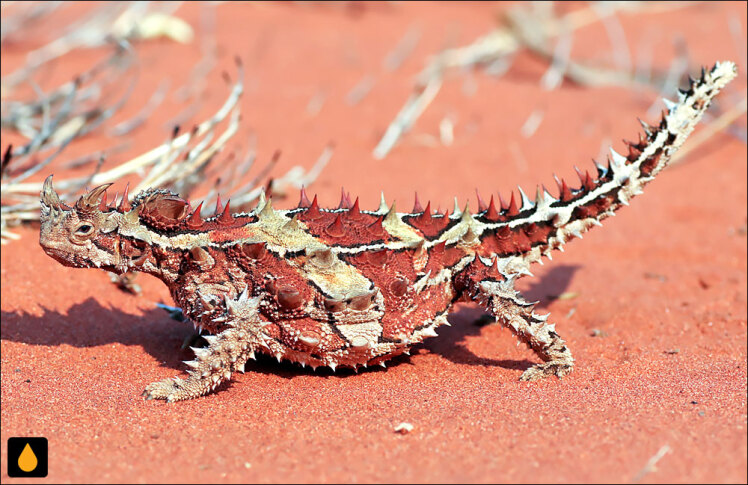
70,222,97,244
76,224,94,235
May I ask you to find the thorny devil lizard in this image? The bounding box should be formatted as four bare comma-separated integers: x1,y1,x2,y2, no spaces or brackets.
39,61,736,402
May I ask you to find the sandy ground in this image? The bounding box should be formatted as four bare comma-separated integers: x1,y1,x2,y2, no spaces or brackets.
1,2,746,483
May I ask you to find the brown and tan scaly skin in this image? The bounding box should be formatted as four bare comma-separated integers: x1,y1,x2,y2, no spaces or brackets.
39,62,736,402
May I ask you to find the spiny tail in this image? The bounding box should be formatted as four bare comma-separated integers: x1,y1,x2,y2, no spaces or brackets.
468,61,737,270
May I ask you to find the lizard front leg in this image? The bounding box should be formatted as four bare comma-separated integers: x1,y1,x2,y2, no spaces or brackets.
469,276,574,381
143,292,268,402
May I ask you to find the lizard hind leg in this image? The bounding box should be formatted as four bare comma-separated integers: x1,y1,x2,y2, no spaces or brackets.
143,293,266,402
471,278,574,381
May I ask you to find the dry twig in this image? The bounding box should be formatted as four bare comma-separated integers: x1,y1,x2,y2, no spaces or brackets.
373,1,707,159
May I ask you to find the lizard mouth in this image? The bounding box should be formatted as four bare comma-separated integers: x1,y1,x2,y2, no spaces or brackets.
44,247,79,266
41,246,72,264
41,246,86,268
41,246,114,271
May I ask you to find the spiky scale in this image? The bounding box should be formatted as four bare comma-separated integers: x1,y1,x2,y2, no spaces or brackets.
583,171,594,191
377,192,388,213
305,194,322,218
485,195,499,220
214,195,223,216
218,201,234,225
298,186,312,208
476,190,487,212
517,186,534,211
337,188,350,210
326,213,346,238
415,201,432,224
184,203,204,229
348,197,362,219
555,177,571,202
369,214,384,230
638,118,653,137
259,197,274,218
452,197,461,218
505,191,519,216
98,190,108,211
412,192,424,213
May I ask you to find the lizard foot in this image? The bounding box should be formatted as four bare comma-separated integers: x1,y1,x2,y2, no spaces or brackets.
519,361,573,381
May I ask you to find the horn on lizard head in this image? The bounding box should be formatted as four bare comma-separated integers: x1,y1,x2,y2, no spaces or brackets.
41,175,63,211
75,183,113,215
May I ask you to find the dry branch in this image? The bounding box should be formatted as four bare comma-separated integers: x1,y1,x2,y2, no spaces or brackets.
1,3,330,244
373,1,709,159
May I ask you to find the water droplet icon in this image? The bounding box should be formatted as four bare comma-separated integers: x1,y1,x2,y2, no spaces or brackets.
18,443,38,472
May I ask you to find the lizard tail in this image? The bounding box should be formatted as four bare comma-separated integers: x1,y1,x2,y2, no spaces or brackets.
467,61,737,270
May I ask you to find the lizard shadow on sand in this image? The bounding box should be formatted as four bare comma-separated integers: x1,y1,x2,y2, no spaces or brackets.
1,299,200,373
1,264,580,379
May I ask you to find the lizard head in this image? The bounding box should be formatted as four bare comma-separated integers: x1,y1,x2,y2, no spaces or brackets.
39,175,147,273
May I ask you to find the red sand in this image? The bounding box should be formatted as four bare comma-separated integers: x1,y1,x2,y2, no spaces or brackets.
2,2,746,483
